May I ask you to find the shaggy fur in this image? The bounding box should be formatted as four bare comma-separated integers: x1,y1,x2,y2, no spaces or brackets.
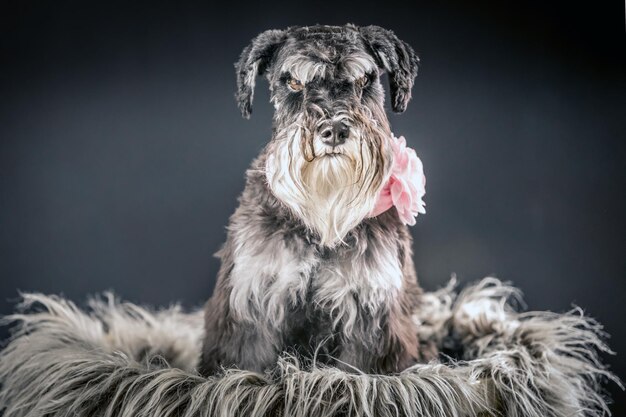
202,23,421,377
0,278,620,416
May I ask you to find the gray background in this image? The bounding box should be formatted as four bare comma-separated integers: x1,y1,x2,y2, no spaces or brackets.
1,0,624,411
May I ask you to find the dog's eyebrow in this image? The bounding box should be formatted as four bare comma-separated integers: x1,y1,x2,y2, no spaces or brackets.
280,55,328,83
340,52,378,79
280,53,377,83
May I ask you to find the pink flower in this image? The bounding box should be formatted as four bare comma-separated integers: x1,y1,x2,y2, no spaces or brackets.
370,135,426,225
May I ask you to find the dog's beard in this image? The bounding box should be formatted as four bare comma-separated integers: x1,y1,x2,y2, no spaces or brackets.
266,110,391,247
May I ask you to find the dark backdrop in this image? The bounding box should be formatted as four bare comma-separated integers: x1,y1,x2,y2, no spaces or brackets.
1,0,624,411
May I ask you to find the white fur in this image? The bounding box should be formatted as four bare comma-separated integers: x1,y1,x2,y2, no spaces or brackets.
227,208,402,338
314,243,403,336
257,97,395,333
228,230,317,326
341,51,379,80
281,55,328,83
280,52,378,84
265,118,388,247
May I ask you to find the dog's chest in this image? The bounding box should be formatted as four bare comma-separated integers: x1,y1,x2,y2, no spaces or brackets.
308,241,403,334
228,223,404,334
277,240,405,360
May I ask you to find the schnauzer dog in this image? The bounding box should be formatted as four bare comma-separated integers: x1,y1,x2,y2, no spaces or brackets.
200,24,422,376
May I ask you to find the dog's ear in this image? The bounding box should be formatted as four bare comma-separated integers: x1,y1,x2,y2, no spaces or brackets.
235,29,287,119
359,26,419,113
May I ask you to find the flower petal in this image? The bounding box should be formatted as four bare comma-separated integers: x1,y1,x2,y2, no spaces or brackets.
369,134,426,225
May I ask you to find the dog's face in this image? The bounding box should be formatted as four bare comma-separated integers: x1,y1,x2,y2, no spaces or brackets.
235,25,419,246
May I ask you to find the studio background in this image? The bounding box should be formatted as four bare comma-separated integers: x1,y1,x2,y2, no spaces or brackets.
1,0,624,412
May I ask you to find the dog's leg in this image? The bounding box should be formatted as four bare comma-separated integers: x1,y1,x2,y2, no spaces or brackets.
200,296,280,375
334,224,421,374
336,305,419,374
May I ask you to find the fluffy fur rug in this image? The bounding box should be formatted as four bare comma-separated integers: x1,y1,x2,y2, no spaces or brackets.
0,278,619,417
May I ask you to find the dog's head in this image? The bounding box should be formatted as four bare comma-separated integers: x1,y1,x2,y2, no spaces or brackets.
236,24,419,246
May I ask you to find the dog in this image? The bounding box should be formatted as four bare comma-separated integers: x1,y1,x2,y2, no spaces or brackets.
200,24,424,376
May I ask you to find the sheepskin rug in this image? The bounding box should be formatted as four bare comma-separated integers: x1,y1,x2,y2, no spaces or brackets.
0,278,620,417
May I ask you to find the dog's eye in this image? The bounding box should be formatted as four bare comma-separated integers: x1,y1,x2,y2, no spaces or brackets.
287,78,304,91
356,75,369,88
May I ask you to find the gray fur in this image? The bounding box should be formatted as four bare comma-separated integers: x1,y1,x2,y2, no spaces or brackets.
204,24,422,376
235,29,287,118
235,24,418,117
359,25,419,113
0,279,620,416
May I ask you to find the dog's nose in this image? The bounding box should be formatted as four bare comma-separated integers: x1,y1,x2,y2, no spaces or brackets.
320,122,349,147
